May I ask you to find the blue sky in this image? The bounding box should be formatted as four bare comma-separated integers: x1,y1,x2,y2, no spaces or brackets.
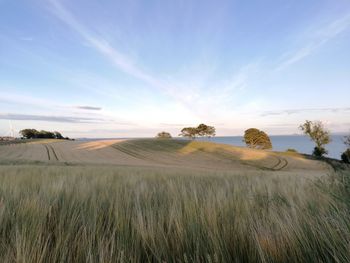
1,0,350,138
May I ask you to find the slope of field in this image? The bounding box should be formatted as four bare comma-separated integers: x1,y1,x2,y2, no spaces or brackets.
0,139,330,175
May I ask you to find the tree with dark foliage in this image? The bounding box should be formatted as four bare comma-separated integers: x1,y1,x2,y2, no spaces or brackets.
19,129,69,140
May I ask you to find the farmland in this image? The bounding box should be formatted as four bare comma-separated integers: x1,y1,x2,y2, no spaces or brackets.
0,139,349,262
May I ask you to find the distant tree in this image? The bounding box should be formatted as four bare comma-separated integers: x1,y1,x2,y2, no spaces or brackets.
19,129,67,140
19,129,39,139
179,127,198,139
37,130,55,139
156,131,172,139
54,131,64,139
243,128,272,150
299,120,331,157
196,124,216,138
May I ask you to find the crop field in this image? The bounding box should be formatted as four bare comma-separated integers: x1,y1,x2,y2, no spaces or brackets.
0,139,330,175
0,139,349,262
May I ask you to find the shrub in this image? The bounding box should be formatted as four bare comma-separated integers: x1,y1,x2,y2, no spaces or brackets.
341,149,350,163
286,148,298,153
156,131,172,139
313,146,327,158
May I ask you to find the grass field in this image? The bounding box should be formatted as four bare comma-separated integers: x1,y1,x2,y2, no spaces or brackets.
0,139,349,262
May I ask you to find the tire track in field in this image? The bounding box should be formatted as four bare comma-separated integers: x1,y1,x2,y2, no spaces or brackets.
44,145,51,161
112,144,173,165
48,145,59,161
271,156,288,171
276,157,288,170
43,144,59,161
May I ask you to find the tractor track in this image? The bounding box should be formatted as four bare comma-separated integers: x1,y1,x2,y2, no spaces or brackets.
271,156,288,171
44,145,51,160
44,144,59,161
49,145,59,161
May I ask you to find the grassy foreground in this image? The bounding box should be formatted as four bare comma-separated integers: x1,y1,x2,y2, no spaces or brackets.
0,164,349,262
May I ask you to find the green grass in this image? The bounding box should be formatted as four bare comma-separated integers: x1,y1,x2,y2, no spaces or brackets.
0,164,349,262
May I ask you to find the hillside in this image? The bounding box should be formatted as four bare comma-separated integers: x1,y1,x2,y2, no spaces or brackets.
0,138,330,175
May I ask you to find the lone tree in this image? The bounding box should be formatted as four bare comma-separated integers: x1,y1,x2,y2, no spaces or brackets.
299,120,331,157
341,134,350,163
243,128,272,150
156,131,172,139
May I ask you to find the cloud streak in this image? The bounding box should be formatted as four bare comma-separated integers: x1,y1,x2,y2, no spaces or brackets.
75,105,102,111
47,0,178,97
0,113,109,123
260,107,350,117
276,13,350,70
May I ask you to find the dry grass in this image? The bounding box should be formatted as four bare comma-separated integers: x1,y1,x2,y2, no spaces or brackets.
0,139,330,175
0,139,348,262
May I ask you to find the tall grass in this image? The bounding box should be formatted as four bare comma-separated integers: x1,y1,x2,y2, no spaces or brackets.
0,165,349,262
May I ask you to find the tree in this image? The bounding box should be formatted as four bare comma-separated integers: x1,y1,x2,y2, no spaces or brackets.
179,127,198,139
299,120,331,157
19,129,67,140
156,131,172,139
341,134,350,163
196,124,216,138
243,128,272,150
54,131,64,139
19,129,39,139
179,124,216,139
37,130,55,139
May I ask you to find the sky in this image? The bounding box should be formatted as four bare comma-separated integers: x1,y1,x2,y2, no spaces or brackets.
0,0,350,138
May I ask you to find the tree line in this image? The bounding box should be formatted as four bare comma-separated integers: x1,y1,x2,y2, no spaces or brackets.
156,120,350,163
19,129,70,140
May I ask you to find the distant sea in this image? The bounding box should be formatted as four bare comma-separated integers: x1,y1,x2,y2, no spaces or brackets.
78,135,347,160
196,135,346,160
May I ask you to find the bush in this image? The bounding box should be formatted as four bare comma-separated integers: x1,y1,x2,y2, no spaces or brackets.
313,146,327,157
286,148,298,153
341,149,350,163
156,131,172,139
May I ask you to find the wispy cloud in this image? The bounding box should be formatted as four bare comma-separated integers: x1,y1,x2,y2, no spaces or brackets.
1,91,104,113
75,105,102,111
276,13,350,70
260,107,350,117
0,113,109,123
47,0,178,97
